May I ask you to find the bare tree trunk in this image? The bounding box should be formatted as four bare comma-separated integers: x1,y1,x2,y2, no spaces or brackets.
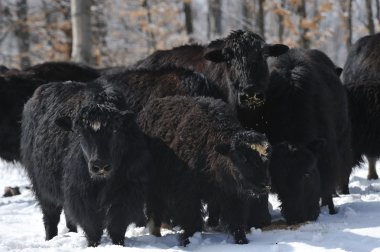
71,0,92,64
93,0,108,66
366,0,375,34
298,0,310,49
242,0,254,31
257,0,265,39
376,0,380,23
208,0,222,39
15,0,31,69
142,0,156,53
277,0,285,43
58,0,72,60
347,0,353,49
184,1,193,37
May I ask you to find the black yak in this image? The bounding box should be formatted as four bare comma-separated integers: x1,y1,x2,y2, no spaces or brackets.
137,96,271,246
21,80,151,246
270,140,323,224
342,33,380,183
0,61,100,162
252,48,352,217
134,30,288,126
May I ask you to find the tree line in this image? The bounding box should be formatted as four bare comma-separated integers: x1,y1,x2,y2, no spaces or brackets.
0,0,379,68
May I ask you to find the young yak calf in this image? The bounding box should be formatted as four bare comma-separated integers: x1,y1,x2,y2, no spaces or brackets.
137,96,271,246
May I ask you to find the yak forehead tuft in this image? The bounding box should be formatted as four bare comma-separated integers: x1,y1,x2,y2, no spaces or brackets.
90,121,102,131
249,142,269,157
227,31,265,52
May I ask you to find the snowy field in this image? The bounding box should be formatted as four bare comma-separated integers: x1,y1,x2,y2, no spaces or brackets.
1,158,380,252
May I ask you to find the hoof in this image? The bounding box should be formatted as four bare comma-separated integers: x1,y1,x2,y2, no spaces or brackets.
179,236,190,247
87,240,100,247
233,229,248,244
235,237,248,244
329,207,337,215
148,218,162,237
368,174,379,180
150,226,162,237
111,238,125,246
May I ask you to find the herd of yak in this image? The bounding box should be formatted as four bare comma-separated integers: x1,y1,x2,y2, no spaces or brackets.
1,30,380,247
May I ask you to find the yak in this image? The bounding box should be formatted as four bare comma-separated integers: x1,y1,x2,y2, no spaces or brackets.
21,80,151,246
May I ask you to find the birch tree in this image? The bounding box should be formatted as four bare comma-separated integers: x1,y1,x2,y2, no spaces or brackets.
15,0,30,69
71,0,92,64
365,0,375,34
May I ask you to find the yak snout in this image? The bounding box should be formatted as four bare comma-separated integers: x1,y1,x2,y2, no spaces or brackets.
89,159,112,178
238,87,265,108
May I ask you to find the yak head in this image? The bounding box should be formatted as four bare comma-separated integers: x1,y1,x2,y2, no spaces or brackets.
214,130,271,198
270,139,324,224
55,104,135,180
204,30,288,110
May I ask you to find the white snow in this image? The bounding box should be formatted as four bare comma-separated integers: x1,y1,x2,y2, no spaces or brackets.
1,158,380,252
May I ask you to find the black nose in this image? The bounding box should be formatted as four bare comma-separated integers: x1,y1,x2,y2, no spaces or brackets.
242,86,264,99
253,92,265,101
90,160,111,175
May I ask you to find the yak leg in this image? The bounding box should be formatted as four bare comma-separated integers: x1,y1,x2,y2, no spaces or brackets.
367,156,379,180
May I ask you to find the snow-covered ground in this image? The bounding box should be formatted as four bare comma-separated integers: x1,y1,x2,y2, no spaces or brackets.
1,158,380,252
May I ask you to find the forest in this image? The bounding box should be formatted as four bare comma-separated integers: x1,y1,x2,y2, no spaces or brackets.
0,0,379,69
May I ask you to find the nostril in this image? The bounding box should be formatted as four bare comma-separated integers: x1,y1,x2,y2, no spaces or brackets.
90,160,110,175
91,165,100,173
254,93,265,100
103,165,111,172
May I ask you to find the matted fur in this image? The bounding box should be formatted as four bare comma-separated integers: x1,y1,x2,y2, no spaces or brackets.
138,95,270,246
134,30,288,127
99,65,213,112
21,80,151,246
342,33,380,182
251,48,352,218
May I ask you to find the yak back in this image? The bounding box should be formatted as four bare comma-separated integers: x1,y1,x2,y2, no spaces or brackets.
100,65,215,112
343,33,380,83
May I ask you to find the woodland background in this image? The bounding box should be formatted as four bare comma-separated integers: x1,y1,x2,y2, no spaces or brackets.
0,0,379,69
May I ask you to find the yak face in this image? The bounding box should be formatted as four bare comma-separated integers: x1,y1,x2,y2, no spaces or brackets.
204,30,289,110
270,140,323,224
215,130,271,197
55,104,135,180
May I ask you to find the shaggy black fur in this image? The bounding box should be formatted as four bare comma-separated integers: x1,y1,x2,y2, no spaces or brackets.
0,61,100,162
137,96,271,246
134,30,288,120
21,80,151,247
270,141,323,224
345,81,380,179
98,65,213,112
0,65,10,74
23,61,99,82
252,48,352,218
342,33,380,182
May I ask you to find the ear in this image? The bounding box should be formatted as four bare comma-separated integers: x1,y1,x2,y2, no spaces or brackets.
121,110,136,126
335,67,343,77
306,138,326,155
55,116,73,132
214,143,231,156
263,44,289,57
204,48,225,63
